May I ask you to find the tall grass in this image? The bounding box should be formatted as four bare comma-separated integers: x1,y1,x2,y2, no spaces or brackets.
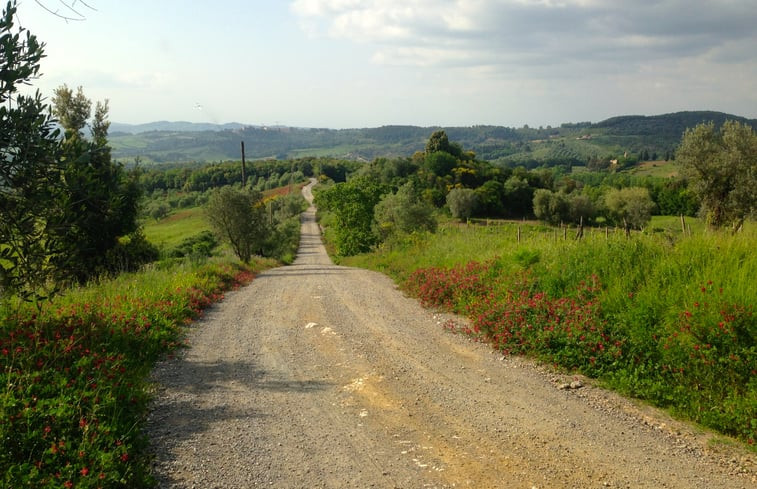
345,221,757,445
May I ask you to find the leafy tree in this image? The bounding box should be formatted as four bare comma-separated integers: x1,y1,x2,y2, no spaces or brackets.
425,130,452,154
567,193,597,224
52,84,91,136
424,151,457,177
532,189,570,225
0,1,62,300
502,175,534,217
475,180,506,216
676,120,757,228
49,85,143,284
604,187,654,233
205,187,268,263
315,176,388,256
373,182,437,241
446,188,478,221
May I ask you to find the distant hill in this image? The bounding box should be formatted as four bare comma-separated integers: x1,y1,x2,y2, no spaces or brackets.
110,121,248,134
593,111,757,137
109,111,757,166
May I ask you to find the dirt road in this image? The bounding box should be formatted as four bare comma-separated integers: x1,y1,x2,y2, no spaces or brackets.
147,181,754,488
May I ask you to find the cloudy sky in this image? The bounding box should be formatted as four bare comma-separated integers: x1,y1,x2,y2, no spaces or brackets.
14,0,757,128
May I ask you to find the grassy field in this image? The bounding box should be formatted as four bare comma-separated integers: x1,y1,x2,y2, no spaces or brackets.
631,160,680,178
343,219,757,447
143,206,210,250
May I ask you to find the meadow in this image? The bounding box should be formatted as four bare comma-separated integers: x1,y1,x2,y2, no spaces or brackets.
143,206,210,250
343,219,756,446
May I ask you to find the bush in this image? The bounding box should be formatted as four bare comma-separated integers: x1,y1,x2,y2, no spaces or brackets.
168,230,218,259
105,230,160,274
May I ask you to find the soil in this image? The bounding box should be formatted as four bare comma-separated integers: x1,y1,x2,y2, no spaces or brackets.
147,180,755,488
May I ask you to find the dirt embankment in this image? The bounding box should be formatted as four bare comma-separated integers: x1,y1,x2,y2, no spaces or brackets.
147,180,755,488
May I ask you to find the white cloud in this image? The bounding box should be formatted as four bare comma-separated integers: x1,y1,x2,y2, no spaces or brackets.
289,0,757,76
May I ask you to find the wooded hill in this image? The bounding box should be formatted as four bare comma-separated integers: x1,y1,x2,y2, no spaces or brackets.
110,111,757,166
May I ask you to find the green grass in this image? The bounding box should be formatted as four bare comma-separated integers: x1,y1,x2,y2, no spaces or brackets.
142,206,211,250
343,220,757,446
1,257,275,488
649,215,706,234
631,160,680,178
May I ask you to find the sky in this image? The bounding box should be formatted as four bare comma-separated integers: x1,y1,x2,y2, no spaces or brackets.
13,0,757,129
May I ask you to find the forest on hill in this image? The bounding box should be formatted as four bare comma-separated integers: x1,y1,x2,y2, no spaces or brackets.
110,111,757,166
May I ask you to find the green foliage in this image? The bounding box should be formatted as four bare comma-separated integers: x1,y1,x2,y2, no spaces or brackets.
1,7,150,301
138,158,319,194
474,180,506,216
604,187,655,231
48,86,146,285
532,189,570,225
676,120,757,228
315,177,388,256
167,230,218,259
0,258,265,488
424,151,457,177
533,189,597,225
205,187,268,263
502,175,534,217
0,1,63,301
142,206,211,251
51,85,92,136
425,130,452,155
446,188,478,221
373,182,437,241
105,230,160,273
261,192,308,263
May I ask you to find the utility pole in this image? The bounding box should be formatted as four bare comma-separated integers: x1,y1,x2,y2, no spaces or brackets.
240,141,247,187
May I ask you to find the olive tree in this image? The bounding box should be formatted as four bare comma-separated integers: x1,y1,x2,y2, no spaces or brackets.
205,187,268,263
604,187,655,234
0,1,62,300
373,182,437,241
676,120,757,229
446,187,478,221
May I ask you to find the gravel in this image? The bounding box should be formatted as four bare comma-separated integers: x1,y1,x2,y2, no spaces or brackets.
146,180,755,488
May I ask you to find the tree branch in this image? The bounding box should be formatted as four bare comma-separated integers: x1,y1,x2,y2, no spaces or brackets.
34,0,96,22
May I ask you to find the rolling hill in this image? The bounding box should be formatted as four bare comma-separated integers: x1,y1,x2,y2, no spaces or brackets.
109,111,757,166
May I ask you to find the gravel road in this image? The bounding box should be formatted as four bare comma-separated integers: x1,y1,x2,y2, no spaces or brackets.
147,180,755,488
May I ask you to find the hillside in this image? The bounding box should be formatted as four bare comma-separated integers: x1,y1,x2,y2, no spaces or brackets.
109,111,757,166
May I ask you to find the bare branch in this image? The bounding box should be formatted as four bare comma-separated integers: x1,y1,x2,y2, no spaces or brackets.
34,0,96,22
